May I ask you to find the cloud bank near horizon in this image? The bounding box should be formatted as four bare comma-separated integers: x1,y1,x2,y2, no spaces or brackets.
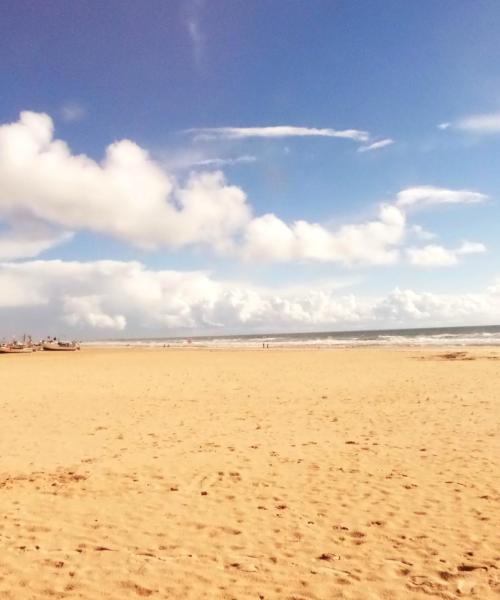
0,259,499,336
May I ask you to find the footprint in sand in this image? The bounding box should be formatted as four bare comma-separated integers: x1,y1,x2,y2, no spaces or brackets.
120,581,155,597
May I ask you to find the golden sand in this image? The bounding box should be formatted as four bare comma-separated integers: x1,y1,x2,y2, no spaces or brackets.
0,347,498,599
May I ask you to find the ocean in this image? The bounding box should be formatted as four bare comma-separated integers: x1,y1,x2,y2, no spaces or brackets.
87,324,500,348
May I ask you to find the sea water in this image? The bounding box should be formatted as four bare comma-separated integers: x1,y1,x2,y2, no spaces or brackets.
86,324,500,348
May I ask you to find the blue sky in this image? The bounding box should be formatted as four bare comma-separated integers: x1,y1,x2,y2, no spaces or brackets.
1,1,500,337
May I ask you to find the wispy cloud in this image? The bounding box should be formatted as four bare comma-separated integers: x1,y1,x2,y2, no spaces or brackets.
189,125,370,143
357,138,394,153
160,149,256,171
437,111,500,134
456,111,500,134
60,102,86,122
185,0,205,67
396,186,487,208
194,155,257,167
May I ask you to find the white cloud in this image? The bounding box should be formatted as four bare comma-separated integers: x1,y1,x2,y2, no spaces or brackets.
488,279,500,295
60,102,86,123
457,241,487,255
0,223,73,260
0,259,499,337
243,204,405,265
396,185,487,208
374,287,493,323
0,259,366,333
411,224,436,241
241,191,487,266
438,111,500,135
455,111,500,134
190,125,370,142
406,244,459,267
63,295,126,330
357,138,395,153
0,112,488,268
160,150,255,172
0,111,251,254
406,241,486,267
187,19,203,66
193,155,257,167
185,0,205,67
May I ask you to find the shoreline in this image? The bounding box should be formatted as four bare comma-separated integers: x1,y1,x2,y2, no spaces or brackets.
77,343,500,352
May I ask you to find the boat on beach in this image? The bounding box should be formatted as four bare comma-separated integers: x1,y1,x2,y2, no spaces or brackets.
1,335,80,353
0,343,34,354
42,340,80,351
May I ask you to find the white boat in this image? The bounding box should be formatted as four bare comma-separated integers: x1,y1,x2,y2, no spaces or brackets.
42,340,80,351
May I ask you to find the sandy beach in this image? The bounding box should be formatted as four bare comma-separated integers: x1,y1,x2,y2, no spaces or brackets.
0,347,498,599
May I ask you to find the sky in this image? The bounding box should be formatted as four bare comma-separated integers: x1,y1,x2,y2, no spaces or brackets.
1,0,500,339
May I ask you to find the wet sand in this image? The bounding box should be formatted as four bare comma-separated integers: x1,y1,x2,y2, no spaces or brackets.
0,347,498,599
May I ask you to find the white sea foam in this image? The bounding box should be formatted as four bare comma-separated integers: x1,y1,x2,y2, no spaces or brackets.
84,327,500,348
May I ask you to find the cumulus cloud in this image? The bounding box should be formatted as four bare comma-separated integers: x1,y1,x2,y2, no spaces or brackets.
357,138,395,153
0,111,251,254
0,112,488,268
238,188,485,266
0,223,73,260
457,241,487,255
374,287,494,323
63,295,126,330
242,204,405,265
396,185,487,208
406,241,486,267
189,125,370,142
0,259,499,337
0,259,366,333
406,245,457,267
